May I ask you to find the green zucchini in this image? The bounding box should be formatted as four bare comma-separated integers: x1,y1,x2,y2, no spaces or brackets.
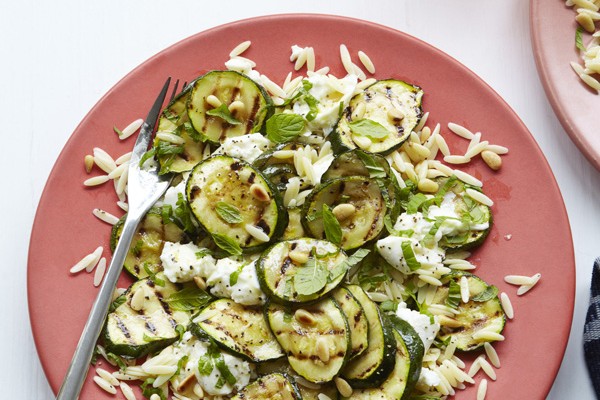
332,80,423,154
322,149,391,181
186,155,287,252
256,238,347,304
190,298,284,362
433,272,506,351
331,287,369,360
232,373,302,400
341,285,396,388
298,383,339,400
110,209,188,279
104,276,190,358
154,81,206,174
188,70,273,144
267,298,350,383
347,329,416,400
435,177,493,251
388,315,425,399
302,176,387,251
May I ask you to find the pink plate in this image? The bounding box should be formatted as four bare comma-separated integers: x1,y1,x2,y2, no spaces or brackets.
531,0,600,169
28,14,574,399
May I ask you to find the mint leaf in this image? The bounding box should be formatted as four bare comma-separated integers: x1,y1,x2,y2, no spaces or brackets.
294,254,328,296
215,201,243,224
401,241,421,271
445,280,461,309
198,355,214,376
322,204,343,245
472,284,499,302
229,263,245,286
406,193,428,214
206,104,241,125
141,379,166,400
164,287,212,311
576,26,586,52
212,233,242,256
355,151,387,178
266,113,306,143
349,119,389,139
329,248,370,280
301,80,320,121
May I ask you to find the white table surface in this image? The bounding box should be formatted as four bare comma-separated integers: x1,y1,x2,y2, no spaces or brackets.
3,0,598,398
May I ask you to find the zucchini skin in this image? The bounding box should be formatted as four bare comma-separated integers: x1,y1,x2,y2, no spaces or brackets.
388,315,425,399
341,285,397,389
186,155,288,253
331,287,369,360
187,70,274,144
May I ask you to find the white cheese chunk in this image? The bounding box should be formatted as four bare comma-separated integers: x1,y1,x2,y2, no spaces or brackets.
418,367,441,387
216,132,272,163
396,302,440,353
160,242,216,283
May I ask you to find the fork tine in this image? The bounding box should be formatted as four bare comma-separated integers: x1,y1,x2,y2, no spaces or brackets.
169,79,180,102
131,77,171,156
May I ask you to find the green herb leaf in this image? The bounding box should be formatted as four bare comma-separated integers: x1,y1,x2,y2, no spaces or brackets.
206,104,241,125
294,253,328,296
229,263,245,286
175,324,186,341
175,193,197,234
139,148,156,167
212,233,243,256
322,204,343,245
301,80,320,121
576,26,586,52
472,285,499,302
175,355,189,376
109,295,127,313
164,287,212,311
401,241,421,271
197,355,214,376
113,126,124,138
380,300,399,312
266,113,306,143
355,151,387,178
106,352,127,371
161,204,173,225
143,264,165,287
215,201,243,224
141,378,166,400
330,248,371,280
215,356,237,385
349,119,389,139
445,280,461,309
195,248,213,259
406,193,428,214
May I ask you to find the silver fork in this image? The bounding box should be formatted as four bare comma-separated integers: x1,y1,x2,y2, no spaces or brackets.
57,78,176,400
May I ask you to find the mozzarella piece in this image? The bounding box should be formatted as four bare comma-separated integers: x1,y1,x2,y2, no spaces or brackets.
160,242,216,283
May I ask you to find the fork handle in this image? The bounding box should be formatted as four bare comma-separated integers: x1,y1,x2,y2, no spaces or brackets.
56,213,142,400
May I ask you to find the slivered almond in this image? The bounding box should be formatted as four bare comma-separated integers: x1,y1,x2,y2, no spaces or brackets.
295,308,316,325
250,183,271,202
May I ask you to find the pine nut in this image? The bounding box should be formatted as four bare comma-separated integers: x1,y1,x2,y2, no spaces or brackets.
194,276,207,290
387,107,405,121
250,183,271,202
481,150,502,171
316,337,330,362
334,377,353,398
438,315,464,328
352,134,372,149
289,250,309,265
332,203,356,221
228,100,245,114
130,287,145,311
294,308,316,325
417,178,439,193
84,155,94,173
206,95,222,108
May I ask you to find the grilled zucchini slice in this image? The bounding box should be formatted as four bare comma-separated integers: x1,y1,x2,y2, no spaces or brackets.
341,285,396,388
302,176,387,250
188,70,273,144
104,277,190,358
433,272,506,351
186,155,287,252
333,79,423,154
267,298,350,383
110,209,188,279
190,298,284,362
331,287,369,360
153,81,205,174
232,373,302,400
256,238,347,304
